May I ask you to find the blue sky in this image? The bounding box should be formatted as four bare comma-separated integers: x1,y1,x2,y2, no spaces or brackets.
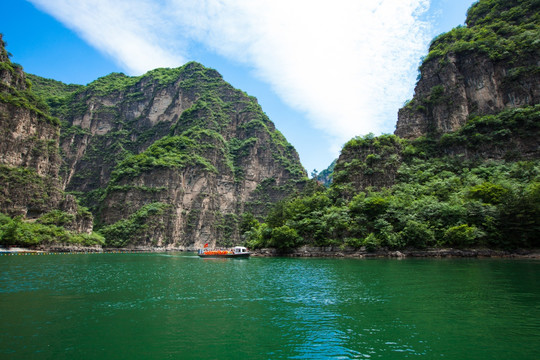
3,0,475,174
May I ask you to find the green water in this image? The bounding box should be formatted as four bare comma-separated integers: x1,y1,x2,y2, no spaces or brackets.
1,254,538,359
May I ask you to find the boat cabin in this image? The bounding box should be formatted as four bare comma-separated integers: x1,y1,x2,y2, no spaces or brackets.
233,246,248,254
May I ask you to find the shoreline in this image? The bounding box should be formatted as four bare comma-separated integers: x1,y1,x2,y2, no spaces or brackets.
250,246,540,259
1,245,539,259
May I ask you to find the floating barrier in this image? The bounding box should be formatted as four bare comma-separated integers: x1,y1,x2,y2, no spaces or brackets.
0,248,166,256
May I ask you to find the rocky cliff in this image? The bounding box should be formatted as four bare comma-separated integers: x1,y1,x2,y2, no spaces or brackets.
0,34,92,233
314,159,336,187
0,35,60,183
396,0,539,140
334,0,539,194
32,62,306,249
333,134,405,196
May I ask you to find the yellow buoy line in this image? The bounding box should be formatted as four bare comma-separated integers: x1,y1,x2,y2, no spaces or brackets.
0,250,149,256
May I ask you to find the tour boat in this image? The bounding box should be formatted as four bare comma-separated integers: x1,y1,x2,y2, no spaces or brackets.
197,246,250,258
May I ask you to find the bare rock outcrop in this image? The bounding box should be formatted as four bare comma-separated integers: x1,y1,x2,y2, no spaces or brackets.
0,34,92,231
395,0,539,140
396,52,539,139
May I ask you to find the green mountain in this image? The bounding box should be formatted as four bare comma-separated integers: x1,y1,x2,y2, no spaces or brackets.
244,0,540,252
27,61,306,249
396,0,539,141
314,159,336,187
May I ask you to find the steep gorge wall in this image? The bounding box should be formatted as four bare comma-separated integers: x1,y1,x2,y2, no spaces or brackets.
0,36,60,181
395,0,539,140
396,52,539,139
58,69,199,192
0,35,92,231
36,62,306,248
0,33,63,218
336,0,539,193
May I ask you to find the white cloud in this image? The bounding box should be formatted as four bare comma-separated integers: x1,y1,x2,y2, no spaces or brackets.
29,0,432,146
29,0,186,72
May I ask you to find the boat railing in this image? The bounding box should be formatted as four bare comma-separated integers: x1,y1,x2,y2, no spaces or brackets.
200,248,234,255
198,247,249,255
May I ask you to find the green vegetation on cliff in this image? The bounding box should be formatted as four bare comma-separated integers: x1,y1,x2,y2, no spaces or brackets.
0,74,60,127
314,159,337,187
99,202,172,247
0,35,103,248
438,104,540,155
244,141,539,251
0,212,104,247
423,0,539,65
242,0,540,252
0,165,58,215
110,134,218,183
0,37,58,126
26,74,83,103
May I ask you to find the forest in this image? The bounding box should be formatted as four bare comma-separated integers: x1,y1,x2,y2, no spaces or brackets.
242,154,539,251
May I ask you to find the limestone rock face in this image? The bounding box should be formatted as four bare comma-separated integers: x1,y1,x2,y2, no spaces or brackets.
0,37,60,180
0,33,63,218
338,0,540,193
0,35,92,231
396,0,540,139
396,52,539,139
58,70,199,192
0,104,60,178
38,62,306,248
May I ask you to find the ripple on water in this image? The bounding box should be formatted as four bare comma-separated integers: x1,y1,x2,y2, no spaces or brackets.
0,255,538,360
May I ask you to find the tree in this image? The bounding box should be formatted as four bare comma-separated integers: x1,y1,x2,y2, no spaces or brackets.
400,220,435,249
269,225,302,251
443,224,482,247
469,182,509,204
239,212,259,235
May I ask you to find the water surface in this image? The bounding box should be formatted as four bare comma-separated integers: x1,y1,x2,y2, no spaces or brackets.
1,253,538,359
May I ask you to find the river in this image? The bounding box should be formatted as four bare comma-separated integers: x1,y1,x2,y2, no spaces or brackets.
1,253,538,359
